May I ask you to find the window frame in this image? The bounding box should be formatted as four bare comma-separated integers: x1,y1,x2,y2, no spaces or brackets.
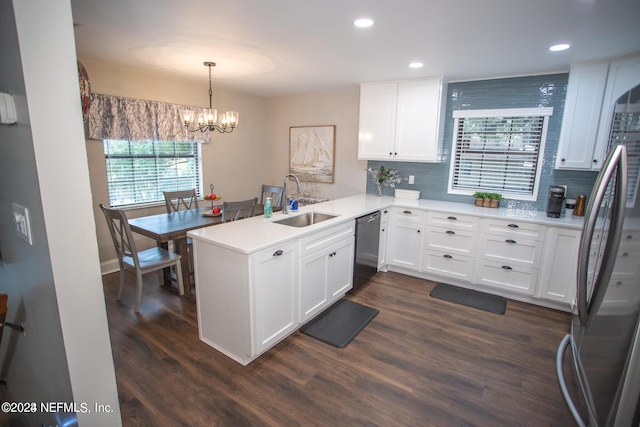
447,107,553,201
103,139,204,208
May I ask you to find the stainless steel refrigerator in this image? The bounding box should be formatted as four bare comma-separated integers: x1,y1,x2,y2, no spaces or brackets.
557,144,640,426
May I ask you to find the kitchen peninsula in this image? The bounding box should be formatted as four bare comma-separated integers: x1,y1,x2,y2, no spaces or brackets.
188,194,584,365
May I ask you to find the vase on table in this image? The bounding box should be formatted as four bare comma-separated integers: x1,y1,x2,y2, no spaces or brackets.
376,183,383,197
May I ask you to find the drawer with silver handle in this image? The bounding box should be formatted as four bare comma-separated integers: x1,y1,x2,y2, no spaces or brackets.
426,211,479,231
481,218,545,241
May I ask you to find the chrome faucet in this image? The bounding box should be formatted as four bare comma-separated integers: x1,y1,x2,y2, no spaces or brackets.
282,174,301,215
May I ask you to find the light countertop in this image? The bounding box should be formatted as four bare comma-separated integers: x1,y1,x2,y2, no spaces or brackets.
188,195,585,254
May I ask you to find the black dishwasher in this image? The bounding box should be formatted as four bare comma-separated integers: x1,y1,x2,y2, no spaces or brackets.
351,211,381,291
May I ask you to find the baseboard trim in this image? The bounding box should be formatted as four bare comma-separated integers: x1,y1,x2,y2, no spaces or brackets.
100,259,120,276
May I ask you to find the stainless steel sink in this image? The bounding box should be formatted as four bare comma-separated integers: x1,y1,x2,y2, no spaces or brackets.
273,212,338,227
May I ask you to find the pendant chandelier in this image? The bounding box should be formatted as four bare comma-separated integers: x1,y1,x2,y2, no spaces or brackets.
181,62,239,133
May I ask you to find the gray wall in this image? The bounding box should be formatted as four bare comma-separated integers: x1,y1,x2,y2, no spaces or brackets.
368,74,599,211
0,0,120,425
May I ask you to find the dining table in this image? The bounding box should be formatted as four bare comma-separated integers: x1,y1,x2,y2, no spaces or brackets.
128,208,221,289
128,204,265,290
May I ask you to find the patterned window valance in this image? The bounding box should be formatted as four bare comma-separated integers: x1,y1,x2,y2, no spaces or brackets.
88,93,210,144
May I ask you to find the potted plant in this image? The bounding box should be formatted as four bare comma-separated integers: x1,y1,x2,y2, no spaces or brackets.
473,192,486,207
488,193,502,208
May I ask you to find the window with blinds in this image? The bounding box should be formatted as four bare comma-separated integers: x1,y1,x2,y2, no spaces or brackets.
104,140,202,207
448,108,553,200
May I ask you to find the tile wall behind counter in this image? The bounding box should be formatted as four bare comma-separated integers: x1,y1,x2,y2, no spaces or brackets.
366,74,599,212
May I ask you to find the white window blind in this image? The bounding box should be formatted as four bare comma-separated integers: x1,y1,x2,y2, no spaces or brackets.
448,108,552,200
104,140,202,207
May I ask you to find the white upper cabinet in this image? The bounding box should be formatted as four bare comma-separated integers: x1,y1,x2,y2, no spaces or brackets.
557,55,640,171
358,78,446,162
594,55,640,166
556,62,609,170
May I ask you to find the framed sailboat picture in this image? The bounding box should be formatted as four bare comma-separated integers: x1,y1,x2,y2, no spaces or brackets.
289,125,335,183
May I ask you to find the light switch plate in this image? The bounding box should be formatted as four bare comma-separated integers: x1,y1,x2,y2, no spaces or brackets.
0,93,17,124
408,175,415,184
12,203,33,245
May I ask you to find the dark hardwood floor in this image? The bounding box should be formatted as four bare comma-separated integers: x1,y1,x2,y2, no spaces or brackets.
103,270,575,426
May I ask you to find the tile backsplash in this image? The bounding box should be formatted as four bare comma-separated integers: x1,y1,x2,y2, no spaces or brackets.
366,74,598,211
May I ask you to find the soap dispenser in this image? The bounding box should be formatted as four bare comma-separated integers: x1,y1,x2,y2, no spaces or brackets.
264,197,273,219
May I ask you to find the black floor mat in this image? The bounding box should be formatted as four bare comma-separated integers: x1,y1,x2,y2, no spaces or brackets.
300,299,379,348
430,283,506,314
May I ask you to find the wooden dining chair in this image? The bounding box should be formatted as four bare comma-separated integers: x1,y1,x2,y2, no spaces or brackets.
222,197,258,222
163,189,199,212
260,185,284,211
163,189,199,275
100,204,184,313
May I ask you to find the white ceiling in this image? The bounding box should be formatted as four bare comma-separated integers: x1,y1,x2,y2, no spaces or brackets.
70,0,640,98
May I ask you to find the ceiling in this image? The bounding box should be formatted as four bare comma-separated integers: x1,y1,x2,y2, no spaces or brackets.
70,0,640,98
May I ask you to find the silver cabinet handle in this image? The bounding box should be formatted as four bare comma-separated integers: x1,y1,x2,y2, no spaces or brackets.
273,250,283,256
501,265,512,270
447,216,457,221
556,335,587,427
505,239,517,244
446,230,455,235
507,223,519,228
443,254,453,259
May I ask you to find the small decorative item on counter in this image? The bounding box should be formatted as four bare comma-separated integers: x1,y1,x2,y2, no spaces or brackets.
473,192,502,208
367,165,406,197
573,195,586,217
288,197,299,213
489,193,502,208
473,192,487,206
264,197,273,219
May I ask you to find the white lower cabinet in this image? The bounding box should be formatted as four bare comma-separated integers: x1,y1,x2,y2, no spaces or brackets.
536,227,581,305
422,250,476,282
475,261,538,295
194,221,354,366
252,241,299,355
388,208,423,270
300,236,355,323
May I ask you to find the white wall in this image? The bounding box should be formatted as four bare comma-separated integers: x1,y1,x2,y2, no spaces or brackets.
266,89,367,200
1,0,121,425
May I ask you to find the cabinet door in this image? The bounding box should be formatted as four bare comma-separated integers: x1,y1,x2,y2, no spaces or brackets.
556,62,609,170
537,227,581,304
388,221,422,270
252,241,298,355
358,82,397,160
593,55,640,168
395,79,443,162
327,237,355,298
300,237,355,323
300,249,329,323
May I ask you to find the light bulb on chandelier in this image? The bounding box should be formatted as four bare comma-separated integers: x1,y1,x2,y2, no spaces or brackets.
181,62,239,133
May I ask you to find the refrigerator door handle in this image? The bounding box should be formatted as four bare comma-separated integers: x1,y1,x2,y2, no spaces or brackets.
577,145,628,327
556,334,587,427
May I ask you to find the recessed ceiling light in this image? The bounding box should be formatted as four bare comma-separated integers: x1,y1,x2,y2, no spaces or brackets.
354,18,374,28
549,43,570,52
409,62,424,69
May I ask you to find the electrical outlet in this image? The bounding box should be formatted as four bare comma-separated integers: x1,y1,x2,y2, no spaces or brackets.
408,175,415,185
12,203,33,245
